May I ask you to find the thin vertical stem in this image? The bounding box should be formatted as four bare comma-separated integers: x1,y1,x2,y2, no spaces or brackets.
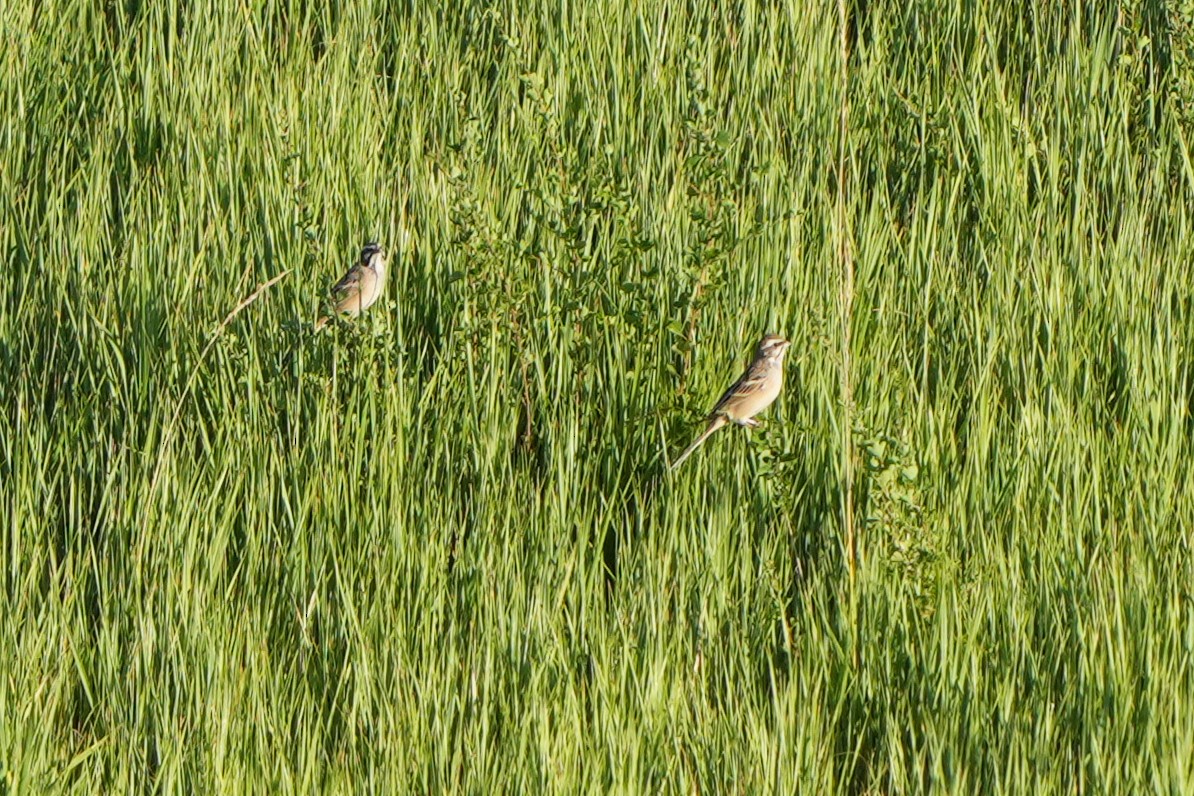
837,0,856,581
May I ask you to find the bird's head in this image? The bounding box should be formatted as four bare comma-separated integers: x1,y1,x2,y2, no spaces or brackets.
361,242,387,277
757,334,792,362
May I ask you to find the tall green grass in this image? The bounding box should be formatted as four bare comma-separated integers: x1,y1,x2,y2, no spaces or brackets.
2,0,1193,791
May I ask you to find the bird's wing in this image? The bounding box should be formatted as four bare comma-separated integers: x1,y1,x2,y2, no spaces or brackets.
330,265,366,298
710,362,769,416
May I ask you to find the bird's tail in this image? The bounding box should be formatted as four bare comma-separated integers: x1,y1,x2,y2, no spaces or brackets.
314,315,330,332
670,415,727,472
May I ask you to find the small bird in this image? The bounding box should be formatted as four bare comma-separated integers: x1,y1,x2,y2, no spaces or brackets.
670,334,793,471
314,242,388,331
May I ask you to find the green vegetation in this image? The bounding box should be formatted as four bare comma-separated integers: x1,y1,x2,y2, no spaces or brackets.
3,0,1193,791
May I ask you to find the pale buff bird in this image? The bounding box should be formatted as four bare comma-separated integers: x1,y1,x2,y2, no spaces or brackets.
671,334,792,471
314,242,388,331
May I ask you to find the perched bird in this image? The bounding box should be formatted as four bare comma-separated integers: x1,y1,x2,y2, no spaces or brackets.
314,242,388,331
670,334,792,471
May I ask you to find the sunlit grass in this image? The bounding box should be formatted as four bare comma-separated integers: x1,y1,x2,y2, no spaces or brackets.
2,0,1193,792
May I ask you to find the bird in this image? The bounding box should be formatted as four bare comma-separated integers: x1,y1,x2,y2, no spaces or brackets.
670,334,792,471
314,242,388,331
